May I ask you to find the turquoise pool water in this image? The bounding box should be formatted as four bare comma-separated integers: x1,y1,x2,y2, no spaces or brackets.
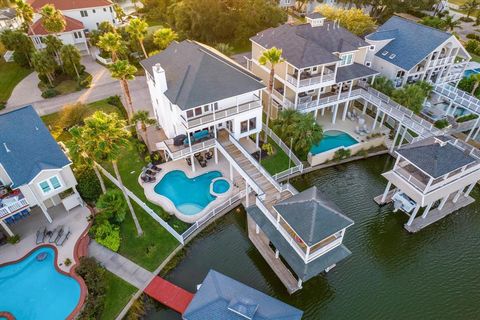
0,246,81,319
311,130,358,155
154,170,222,215
212,179,230,194
464,68,480,78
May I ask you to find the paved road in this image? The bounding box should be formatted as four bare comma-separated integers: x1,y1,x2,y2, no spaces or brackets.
4,55,153,116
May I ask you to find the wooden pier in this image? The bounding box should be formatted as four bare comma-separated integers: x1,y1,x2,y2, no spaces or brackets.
373,189,397,205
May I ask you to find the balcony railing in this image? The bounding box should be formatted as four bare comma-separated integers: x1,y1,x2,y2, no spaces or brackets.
180,99,261,128
428,56,454,68
286,72,335,88
158,137,216,160
0,193,29,218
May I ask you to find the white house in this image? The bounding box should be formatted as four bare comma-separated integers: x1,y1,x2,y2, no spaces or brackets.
365,16,470,87
0,8,22,31
0,106,82,237
140,40,265,165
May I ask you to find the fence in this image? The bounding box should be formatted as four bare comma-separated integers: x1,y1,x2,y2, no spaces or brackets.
95,163,185,244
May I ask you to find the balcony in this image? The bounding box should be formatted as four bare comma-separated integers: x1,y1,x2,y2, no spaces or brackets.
180,98,261,129
158,133,216,160
428,56,454,68
0,190,29,219
286,72,335,88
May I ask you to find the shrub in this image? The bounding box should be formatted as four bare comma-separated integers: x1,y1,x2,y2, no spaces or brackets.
434,119,449,129
41,88,59,98
7,234,20,244
96,189,127,224
0,102,6,111
107,95,122,107
76,168,102,204
356,149,368,157
467,33,480,40
466,39,479,53
12,51,30,68
76,257,107,319
215,43,234,56
64,258,72,266
91,220,121,252
79,73,93,88
333,148,351,162
460,16,474,23
58,103,89,129
261,143,275,156
456,114,479,122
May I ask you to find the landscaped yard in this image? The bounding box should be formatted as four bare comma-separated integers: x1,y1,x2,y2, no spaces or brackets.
101,271,137,320
0,59,32,103
260,137,291,175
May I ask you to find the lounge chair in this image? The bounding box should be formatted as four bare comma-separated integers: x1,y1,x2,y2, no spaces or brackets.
186,158,192,166
145,169,156,176
141,175,156,183
49,226,63,244
56,227,71,246
147,163,161,172
36,227,46,244
205,151,213,160
355,126,361,135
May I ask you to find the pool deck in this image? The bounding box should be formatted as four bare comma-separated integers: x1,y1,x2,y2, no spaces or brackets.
0,205,91,273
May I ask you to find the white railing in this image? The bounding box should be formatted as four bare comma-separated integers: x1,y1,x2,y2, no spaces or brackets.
0,198,29,218
434,84,480,116
428,56,454,68
286,72,335,87
95,163,185,244
181,99,262,128
227,134,283,192
158,138,216,161
181,189,246,240
96,54,112,65
393,168,427,192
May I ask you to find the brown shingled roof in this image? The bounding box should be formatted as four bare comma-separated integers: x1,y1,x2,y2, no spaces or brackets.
29,16,84,35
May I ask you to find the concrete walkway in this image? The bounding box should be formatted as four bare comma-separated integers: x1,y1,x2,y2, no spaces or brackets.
88,240,153,289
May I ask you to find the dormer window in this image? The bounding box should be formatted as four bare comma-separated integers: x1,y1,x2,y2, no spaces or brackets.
369,45,375,51
382,50,388,56
340,53,354,66
389,54,396,59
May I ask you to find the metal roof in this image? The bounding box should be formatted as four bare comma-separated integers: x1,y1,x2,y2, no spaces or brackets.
0,106,70,186
140,40,265,111
183,270,303,320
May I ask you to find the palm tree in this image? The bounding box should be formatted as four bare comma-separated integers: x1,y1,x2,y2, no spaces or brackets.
153,27,178,50
14,0,34,32
461,0,480,19
98,32,123,62
109,60,137,120
470,73,480,95
44,35,63,63
126,18,149,58
61,44,81,79
31,50,57,86
392,85,425,114
443,15,462,31
66,126,107,194
40,4,66,36
132,111,156,152
372,76,395,96
259,47,284,139
82,111,143,236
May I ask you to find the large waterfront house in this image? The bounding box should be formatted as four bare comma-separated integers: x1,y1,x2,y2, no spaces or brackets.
247,186,353,293
183,270,303,319
140,40,265,168
27,0,117,53
0,106,82,237
248,13,379,120
376,136,480,232
365,16,470,87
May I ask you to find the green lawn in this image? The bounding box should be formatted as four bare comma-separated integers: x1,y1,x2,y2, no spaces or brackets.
101,271,137,320
260,137,291,175
0,60,32,102
470,52,480,63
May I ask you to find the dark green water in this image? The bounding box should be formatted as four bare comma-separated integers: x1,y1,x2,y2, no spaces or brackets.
146,155,480,319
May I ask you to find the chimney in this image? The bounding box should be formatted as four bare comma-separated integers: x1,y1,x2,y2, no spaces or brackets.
153,63,168,93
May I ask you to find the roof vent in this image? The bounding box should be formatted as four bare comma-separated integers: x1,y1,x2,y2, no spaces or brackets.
389,54,396,59
3,143,10,153
382,50,388,56
228,298,259,320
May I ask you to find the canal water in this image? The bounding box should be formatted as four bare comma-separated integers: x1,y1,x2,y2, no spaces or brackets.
146,155,480,319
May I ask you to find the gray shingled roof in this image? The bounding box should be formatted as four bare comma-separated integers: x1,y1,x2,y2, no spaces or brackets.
251,21,369,69
140,41,265,111
335,63,378,83
0,8,16,21
247,206,351,282
366,16,452,71
273,186,354,246
0,106,71,186
397,137,477,178
306,12,324,19
183,270,303,320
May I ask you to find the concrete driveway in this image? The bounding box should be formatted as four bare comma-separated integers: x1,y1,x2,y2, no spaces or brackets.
4,55,152,116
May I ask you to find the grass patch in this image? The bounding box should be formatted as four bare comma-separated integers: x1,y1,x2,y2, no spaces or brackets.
0,60,32,102
55,79,78,95
100,271,137,320
470,52,480,63
260,137,291,175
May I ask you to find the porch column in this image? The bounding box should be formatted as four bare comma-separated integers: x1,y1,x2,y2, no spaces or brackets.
372,107,379,130
348,81,353,97
275,249,280,259
452,189,463,203
229,163,234,180
370,74,376,85
297,279,303,289
362,101,368,115
214,147,219,164
421,202,433,219
406,204,420,226
190,154,196,172
256,132,260,148
40,205,53,223
438,195,449,211
379,112,386,128
245,183,250,207
466,117,480,142
390,125,402,152
381,181,392,203
321,107,325,116
445,100,454,115
451,105,458,116
314,108,318,119
332,104,338,124
337,82,343,100
465,183,476,197
473,124,480,140
0,220,13,237
342,101,349,121
398,126,408,147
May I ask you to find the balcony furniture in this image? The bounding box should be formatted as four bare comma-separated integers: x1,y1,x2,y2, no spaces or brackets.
174,134,187,146
56,227,71,246
36,227,46,244
205,151,213,160
184,130,211,146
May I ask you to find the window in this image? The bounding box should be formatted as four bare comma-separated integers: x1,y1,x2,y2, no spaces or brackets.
249,118,256,130
389,54,396,59
80,10,88,17
109,6,113,12
103,7,107,11
92,9,96,13
203,105,209,112
38,176,62,195
74,31,82,39
96,22,99,28
186,110,194,118
381,50,388,56
213,102,219,110
194,107,202,116
340,53,353,66
241,120,248,133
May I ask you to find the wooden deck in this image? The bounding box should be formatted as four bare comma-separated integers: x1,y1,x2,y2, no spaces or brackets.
247,215,300,294
373,189,397,205
405,195,475,233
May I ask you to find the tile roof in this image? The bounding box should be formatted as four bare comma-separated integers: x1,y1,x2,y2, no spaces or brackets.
274,186,354,245
29,16,84,35
366,16,452,71
247,206,351,282
183,270,303,320
397,136,477,178
0,106,70,186
28,0,112,11
140,40,265,111
251,21,369,69
335,62,378,83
